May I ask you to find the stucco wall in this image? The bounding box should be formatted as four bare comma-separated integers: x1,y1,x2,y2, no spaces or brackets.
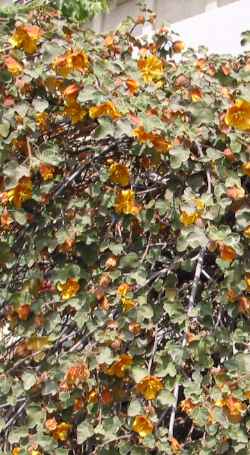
91,0,238,32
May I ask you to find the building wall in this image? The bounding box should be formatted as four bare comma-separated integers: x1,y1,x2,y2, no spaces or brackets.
91,0,238,33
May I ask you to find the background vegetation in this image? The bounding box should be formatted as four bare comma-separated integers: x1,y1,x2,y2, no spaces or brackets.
0,2,250,454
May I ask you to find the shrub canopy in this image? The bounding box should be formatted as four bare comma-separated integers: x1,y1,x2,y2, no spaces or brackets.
0,5,250,455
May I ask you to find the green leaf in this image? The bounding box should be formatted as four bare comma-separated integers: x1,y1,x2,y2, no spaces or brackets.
119,252,138,269
128,399,143,416
77,421,94,444
32,98,49,112
169,147,190,169
131,366,148,383
0,121,10,138
22,372,36,390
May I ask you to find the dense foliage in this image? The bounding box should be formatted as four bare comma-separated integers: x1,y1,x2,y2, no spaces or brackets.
0,4,250,455
0,0,110,22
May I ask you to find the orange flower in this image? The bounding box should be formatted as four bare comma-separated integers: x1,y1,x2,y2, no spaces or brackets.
136,376,163,400
171,437,182,454
88,388,98,403
39,163,55,181
225,99,250,131
216,396,246,422
173,40,185,53
107,353,133,378
242,162,250,176
180,398,197,414
10,25,43,54
133,126,151,144
126,79,139,95
45,417,58,431
57,278,80,300
63,83,80,104
105,255,118,270
1,207,12,228
138,55,164,83
190,87,203,102
36,112,48,131
226,186,245,200
227,288,238,302
89,101,121,120
219,244,236,262
64,102,87,124
100,387,113,405
64,362,90,387
45,76,64,93
4,55,23,76
150,133,171,153
58,239,75,253
243,225,250,238
132,416,154,438
7,176,32,209
244,391,250,400
109,162,130,187
238,296,250,315
53,54,71,77
52,422,72,441
115,190,140,216
17,304,31,321
52,50,88,77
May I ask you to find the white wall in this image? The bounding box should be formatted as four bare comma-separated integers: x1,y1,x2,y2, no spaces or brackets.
173,0,250,54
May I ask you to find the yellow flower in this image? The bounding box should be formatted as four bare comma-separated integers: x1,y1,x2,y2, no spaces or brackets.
12,449,21,455
26,336,51,352
89,101,121,120
180,210,198,226
107,354,133,378
245,273,250,291
52,422,72,441
115,190,140,216
243,225,250,238
31,451,42,455
64,102,87,124
57,278,80,300
180,198,204,226
242,162,250,176
225,99,250,131
132,415,154,438
109,162,130,187
36,112,48,131
39,163,55,181
4,55,23,76
136,376,163,400
7,176,32,209
138,55,164,83
121,297,136,312
117,283,130,297
10,25,43,54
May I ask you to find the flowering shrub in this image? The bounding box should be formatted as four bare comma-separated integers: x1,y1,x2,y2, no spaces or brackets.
0,4,250,455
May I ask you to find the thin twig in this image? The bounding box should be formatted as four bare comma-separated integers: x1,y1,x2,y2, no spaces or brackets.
168,247,206,439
